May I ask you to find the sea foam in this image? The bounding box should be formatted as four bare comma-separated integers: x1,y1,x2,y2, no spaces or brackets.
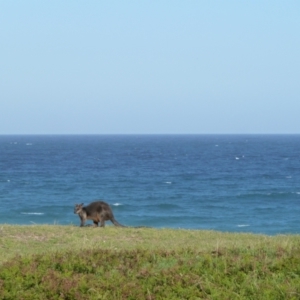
21,212,45,215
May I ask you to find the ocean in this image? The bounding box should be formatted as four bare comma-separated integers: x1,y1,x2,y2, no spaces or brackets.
0,134,299,235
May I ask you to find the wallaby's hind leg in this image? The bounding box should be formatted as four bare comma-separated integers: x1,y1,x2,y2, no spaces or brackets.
93,221,98,227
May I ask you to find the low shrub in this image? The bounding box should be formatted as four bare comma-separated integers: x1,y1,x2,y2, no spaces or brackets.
1,247,300,299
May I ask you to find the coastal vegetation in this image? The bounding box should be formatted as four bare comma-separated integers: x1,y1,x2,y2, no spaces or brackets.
1,225,300,299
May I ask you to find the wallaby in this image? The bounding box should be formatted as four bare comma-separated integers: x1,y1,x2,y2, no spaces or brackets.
74,201,125,227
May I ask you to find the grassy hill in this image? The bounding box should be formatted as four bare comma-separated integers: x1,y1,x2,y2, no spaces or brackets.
1,225,300,299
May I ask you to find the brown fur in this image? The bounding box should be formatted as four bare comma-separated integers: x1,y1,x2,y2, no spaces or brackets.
74,201,125,227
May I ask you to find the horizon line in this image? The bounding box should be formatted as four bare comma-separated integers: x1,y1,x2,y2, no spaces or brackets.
1,133,300,136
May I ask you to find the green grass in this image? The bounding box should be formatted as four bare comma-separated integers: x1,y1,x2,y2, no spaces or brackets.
1,225,300,299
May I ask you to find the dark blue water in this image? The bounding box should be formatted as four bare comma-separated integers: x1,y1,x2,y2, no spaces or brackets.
0,135,300,235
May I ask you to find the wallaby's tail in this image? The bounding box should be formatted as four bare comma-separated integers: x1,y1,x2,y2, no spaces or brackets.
111,217,150,228
111,217,126,227
133,226,151,228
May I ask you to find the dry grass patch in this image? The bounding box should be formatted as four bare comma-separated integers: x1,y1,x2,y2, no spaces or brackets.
1,225,300,264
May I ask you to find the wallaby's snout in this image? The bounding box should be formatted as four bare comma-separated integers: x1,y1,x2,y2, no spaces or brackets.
74,203,83,214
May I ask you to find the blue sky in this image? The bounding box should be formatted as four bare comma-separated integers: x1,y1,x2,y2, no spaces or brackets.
1,1,299,134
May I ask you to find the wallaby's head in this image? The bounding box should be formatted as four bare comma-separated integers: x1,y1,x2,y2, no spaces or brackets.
74,203,84,214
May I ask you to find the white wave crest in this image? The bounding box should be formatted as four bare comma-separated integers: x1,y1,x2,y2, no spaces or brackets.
112,203,122,206
21,212,44,215
237,224,250,227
